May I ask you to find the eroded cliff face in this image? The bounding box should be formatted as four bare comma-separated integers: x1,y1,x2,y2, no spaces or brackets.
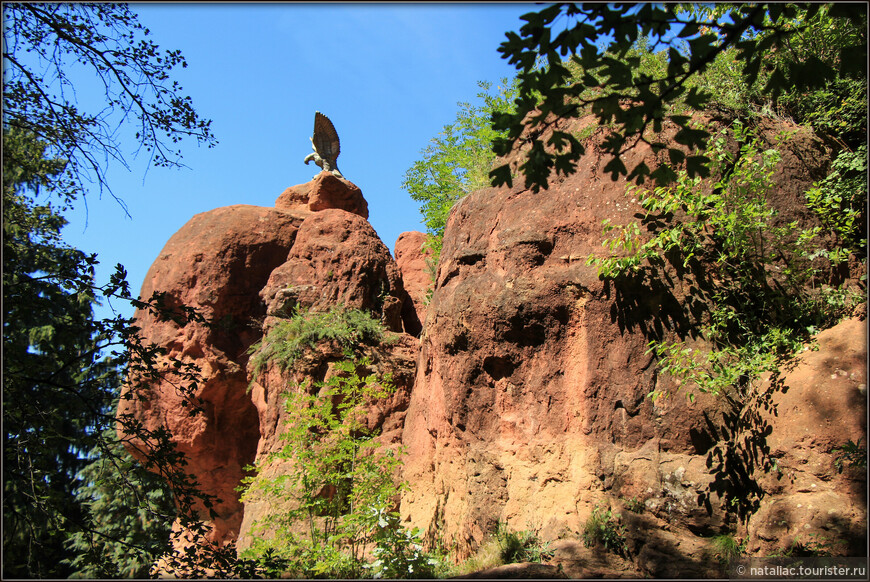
121,115,865,575
398,114,866,573
399,116,730,560
748,315,867,557
117,172,422,547
116,204,306,542
394,230,432,336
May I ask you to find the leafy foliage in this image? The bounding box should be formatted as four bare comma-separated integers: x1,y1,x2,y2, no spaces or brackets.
623,496,645,514
831,439,868,473
3,128,117,577
756,4,867,149
3,6,240,577
64,433,176,578
240,358,431,577
780,77,867,148
582,505,627,555
366,507,443,579
494,522,554,564
490,3,866,192
403,79,518,262
710,533,744,566
3,2,217,209
248,306,391,381
588,122,862,403
2,127,231,577
805,145,867,257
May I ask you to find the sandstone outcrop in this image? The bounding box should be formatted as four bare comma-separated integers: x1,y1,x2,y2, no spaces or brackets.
118,173,414,548
237,201,418,552
117,204,305,541
121,116,865,577
747,315,867,557
398,114,866,574
399,117,731,558
394,230,432,336
276,170,369,218
259,208,405,329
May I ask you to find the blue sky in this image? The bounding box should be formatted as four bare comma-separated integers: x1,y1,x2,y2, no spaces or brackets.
57,2,541,318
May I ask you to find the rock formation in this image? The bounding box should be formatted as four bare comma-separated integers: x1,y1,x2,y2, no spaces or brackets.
276,170,368,218
117,204,306,542
747,315,867,557
399,115,735,561
398,114,866,573
394,230,432,336
120,115,866,576
237,200,418,552
118,173,415,548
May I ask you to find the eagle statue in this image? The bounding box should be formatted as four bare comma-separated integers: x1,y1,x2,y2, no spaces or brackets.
303,111,343,179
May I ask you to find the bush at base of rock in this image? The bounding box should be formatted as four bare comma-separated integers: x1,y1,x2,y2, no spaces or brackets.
582,506,628,556
238,358,407,578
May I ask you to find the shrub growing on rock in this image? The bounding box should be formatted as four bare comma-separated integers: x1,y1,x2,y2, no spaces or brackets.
239,358,435,578
248,306,391,380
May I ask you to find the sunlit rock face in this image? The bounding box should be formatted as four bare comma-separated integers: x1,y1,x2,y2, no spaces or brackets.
400,114,728,560
123,116,865,577
399,114,864,574
746,315,867,557
118,203,306,542
119,173,418,550
394,230,431,336
238,201,417,553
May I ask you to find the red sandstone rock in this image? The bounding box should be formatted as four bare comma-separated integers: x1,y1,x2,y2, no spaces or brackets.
118,175,419,559
394,230,432,335
275,172,368,218
259,208,406,331
120,114,864,577
237,206,419,551
398,113,856,575
306,170,368,218
274,181,312,214
400,117,734,556
747,316,867,556
118,204,305,541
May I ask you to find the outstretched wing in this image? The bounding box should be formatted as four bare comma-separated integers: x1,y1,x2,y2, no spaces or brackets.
312,111,340,161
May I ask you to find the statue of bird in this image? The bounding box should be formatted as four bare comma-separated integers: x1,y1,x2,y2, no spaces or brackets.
303,111,343,179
